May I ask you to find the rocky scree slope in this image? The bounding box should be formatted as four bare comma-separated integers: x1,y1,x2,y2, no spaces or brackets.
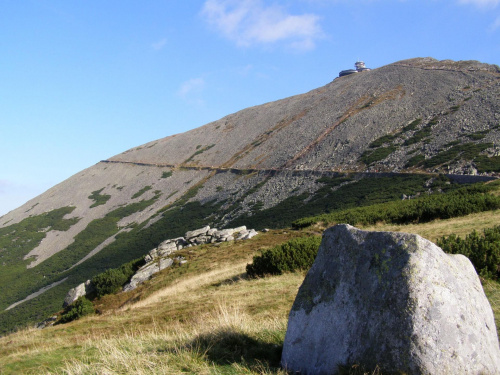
0,57,499,334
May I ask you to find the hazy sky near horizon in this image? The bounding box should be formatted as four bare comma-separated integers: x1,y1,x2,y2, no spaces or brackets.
1,0,499,216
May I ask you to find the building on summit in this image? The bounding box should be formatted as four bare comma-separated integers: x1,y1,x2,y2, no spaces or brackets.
339,61,371,77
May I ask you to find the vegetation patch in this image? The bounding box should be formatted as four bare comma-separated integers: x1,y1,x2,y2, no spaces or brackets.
132,185,152,199
404,125,432,146
229,175,432,230
438,225,500,279
405,154,425,168
466,130,488,140
369,134,397,148
402,118,422,132
91,257,145,298
292,184,500,229
423,142,492,168
360,146,397,165
161,171,173,179
184,144,215,163
246,236,322,278
58,297,94,324
475,155,500,173
88,188,111,208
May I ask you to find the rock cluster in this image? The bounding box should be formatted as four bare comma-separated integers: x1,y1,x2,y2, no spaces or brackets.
282,224,500,375
124,225,257,292
62,225,258,305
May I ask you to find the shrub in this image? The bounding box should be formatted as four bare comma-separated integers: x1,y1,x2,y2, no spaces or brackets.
92,258,145,297
292,185,500,229
88,188,111,208
437,226,500,279
246,236,322,278
59,297,94,323
132,186,152,199
360,146,397,165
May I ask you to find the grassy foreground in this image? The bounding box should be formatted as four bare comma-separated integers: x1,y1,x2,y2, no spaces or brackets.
1,214,500,374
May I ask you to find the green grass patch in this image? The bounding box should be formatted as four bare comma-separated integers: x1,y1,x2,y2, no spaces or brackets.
161,171,173,179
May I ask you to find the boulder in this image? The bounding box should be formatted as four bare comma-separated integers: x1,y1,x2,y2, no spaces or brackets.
157,240,177,256
282,224,500,375
236,229,258,240
185,226,210,240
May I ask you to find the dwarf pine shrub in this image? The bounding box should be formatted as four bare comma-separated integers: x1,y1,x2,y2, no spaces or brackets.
59,297,94,323
437,226,500,279
246,236,322,278
92,257,145,297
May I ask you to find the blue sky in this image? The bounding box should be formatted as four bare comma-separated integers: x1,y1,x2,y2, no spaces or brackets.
1,0,499,216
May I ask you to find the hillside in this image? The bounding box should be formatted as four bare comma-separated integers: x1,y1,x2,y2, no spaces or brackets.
1,57,499,334
0,207,499,374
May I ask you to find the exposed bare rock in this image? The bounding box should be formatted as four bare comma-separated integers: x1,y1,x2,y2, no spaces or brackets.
62,280,95,308
282,225,500,375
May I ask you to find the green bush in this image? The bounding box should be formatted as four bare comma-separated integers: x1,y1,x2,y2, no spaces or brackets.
88,188,111,208
360,146,397,165
91,258,145,297
246,236,322,278
437,226,500,279
59,297,94,323
292,185,500,229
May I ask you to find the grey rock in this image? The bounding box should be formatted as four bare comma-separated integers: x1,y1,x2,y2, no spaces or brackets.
282,224,500,375
123,258,174,292
236,229,258,240
207,228,218,236
35,315,57,329
185,226,210,240
63,280,94,307
214,228,235,239
157,240,177,256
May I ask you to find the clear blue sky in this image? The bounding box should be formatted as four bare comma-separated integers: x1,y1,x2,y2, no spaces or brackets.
1,0,499,216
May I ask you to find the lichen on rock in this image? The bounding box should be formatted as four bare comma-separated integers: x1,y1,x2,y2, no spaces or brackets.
282,224,500,375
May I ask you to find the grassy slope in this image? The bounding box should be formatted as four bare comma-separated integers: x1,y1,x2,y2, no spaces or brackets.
1,206,500,374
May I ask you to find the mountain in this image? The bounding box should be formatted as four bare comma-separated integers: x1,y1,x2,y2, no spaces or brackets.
1,57,499,334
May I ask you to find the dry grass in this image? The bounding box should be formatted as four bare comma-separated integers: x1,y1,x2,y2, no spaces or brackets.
0,238,302,374
1,218,499,374
361,209,500,243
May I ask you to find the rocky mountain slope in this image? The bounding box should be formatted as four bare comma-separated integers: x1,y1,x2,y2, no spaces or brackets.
1,57,499,334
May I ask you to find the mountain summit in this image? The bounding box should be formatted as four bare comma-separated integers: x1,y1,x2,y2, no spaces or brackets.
1,57,499,333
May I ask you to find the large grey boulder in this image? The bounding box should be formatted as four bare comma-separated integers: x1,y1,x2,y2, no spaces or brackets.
282,224,500,375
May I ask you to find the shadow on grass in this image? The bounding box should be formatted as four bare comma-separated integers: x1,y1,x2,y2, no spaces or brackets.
211,273,248,287
161,327,283,370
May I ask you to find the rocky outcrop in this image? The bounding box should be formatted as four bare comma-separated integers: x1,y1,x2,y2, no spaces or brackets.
61,225,258,299
282,224,500,375
62,280,95,308
122,225,257,292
